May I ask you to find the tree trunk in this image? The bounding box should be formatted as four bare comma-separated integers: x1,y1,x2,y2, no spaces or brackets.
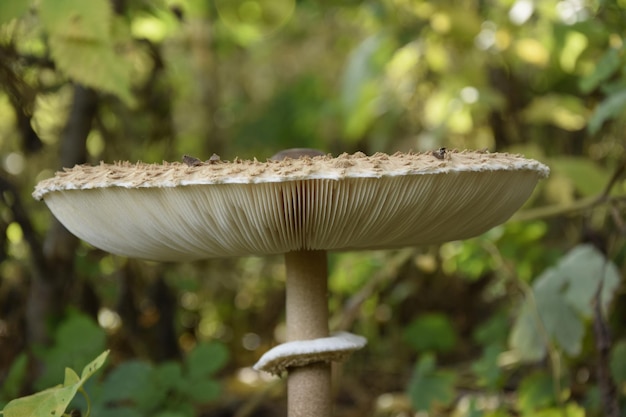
26,84,98,351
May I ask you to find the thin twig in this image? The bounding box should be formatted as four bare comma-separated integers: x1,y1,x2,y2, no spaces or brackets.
592,262,620,417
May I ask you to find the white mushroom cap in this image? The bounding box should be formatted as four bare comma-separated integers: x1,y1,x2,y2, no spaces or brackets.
33,151,548,261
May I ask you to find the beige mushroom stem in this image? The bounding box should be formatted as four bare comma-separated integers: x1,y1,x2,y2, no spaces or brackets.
285,250,332,417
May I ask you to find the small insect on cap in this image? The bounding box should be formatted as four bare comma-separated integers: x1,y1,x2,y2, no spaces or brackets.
32,151,549,261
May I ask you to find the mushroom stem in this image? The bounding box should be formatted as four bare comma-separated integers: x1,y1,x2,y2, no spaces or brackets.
285,250,331,417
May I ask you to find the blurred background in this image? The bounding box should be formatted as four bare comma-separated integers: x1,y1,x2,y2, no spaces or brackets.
0,0,625,416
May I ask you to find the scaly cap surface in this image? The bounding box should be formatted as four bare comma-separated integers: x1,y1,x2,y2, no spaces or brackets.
33,151,549,261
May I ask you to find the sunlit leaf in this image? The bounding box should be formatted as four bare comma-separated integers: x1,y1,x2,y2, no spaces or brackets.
533,403,585,417
63,368,80,387
518,371,555,413
39,0,112,41
340,34,394,140
521,94,588,131
0,0,31,25
2,384,76,417
48,35,135,105
559,31,588,73
2,351,109,417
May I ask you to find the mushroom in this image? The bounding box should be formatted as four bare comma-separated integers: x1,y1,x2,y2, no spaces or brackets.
33,150,549,417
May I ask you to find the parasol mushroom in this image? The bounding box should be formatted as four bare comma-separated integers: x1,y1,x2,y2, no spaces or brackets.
33,150,549,417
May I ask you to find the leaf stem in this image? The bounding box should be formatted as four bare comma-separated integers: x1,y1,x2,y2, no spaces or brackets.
79,386,91,417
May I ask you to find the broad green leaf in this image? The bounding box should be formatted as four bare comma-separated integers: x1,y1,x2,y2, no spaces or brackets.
473,313,509,346
90,406,143,417
407,354,456,412
610,339,626,385
100,361,156,411
509,302,547,361
3,384,77,417
63,368,80,387
81,350,110,380
510,244,620,361
533,403,585,417
579,48,622,94
404,313,457,353
471,344,504,389
182,379,221,403
330,252,381,294
3,351,109,417
154,362,184,392
548,157,610,198
340,34,395,140
556,244,621,317
48,35,134,105
0,0,31,25
521,94,588,131
0,353,28,399
518,372,555,414
587,87,626,134
153,411,192,417
39,0,112,41
185,342,229,379
35,312,107,390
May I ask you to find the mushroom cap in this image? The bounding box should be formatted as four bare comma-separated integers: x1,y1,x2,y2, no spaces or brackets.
33,151,549,261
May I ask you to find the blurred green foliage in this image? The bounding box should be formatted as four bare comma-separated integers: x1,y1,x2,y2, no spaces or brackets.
0,0,625,416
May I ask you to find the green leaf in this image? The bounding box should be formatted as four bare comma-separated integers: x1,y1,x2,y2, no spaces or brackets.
509,302,548,361
0,353,28,400
39,0,112,41
35,312,107,390
407,353,456,412
610,339,626,385
521,94,587,131
471,344,504,389
154,362,184,393
0,0,31,25
533,403,585,417
579,48,622,94
100,361,157,411
548,157,610,197
3,385,77,417
587,87,626,134
340,34,395,140
473,313,509,346
63,368,80,387
510,244,620,361
181,379,221,403
404,313,457,353
2,351,109,417
48,35,134,105
518,371,555,414
185,342,229,379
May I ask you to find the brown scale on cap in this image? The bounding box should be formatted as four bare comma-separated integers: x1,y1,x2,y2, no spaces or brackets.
270,148,326,161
